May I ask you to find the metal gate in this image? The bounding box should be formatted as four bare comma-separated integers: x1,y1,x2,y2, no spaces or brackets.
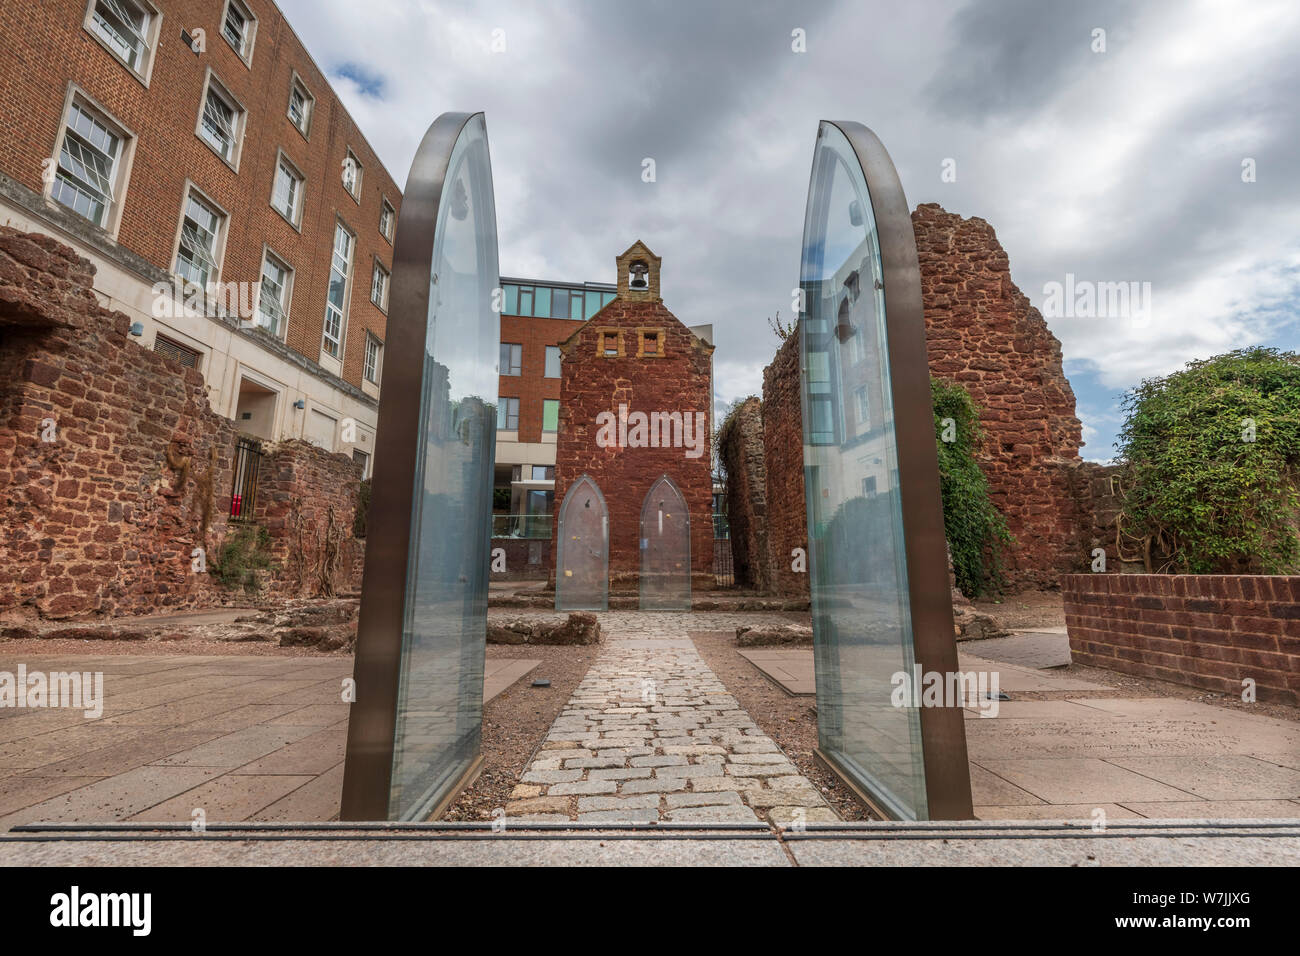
639,475,690,610
230,436,262,521
713,513,733,587
555,474,608,611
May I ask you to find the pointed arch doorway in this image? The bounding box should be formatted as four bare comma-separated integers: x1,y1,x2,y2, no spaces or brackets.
556,474,609,611
640,475,690,610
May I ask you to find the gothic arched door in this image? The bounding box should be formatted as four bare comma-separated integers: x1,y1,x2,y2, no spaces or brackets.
556,475,608,611
639,475,690,610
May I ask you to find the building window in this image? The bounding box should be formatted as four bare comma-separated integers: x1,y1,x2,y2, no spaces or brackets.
500,343,522,376
271,155,303,226
323,223,353,359
530,465,555,481
221,0,256,64
175,190,224,290
854,386,870,427
197,72,244,165
370,260,389,310
379,199,395,241
542,399,559,433
599,330,621,357
639,330,661,356
342,148,363,200
544,346,562,378
352,449,370,480
51,98,127,229
85,0,158,77
497,397,519,431
256,251,291,339
364,334,382,385
153,334,200,369
287,75,314,137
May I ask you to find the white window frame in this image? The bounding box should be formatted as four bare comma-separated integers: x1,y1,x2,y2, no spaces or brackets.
270,150,304,228
46,86,137,238
82,0,163,86
255,246,293,340
544,345,562,379
287,72,314,139
195,69,246,170
370,258,389,311
363,333,382,385
379,197,395,242
170,182,229,299
220,0,257,67
322,220,354,361
342,147,363,202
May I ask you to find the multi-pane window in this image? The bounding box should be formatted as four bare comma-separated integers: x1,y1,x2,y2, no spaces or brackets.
88,0,151,70
854,386,870,428
500,343,522,376
175,192,223,289
370,261,389,309
288,77,313,136
52,100,122,228
221,0,255,59
496,397,519,431
544,346,562,378
199,79,241,162
364,335,382,384
542,399,559,433
271,158,302,224
500,283,615,318
323,223,353,358
531,465,555,481
379,199,395,241
256,253,291,338
342,149,362,199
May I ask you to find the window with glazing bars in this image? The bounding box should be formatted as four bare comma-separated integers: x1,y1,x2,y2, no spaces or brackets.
200,85,236,159
272,159,300,222
90,0,150,68
176,194,221,289
52,101,121,227
323,224,352,357
364,335,381,384
257,254,290,337
222,2,248,52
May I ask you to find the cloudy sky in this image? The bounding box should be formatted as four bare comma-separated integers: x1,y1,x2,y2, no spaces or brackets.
281,0,1300,462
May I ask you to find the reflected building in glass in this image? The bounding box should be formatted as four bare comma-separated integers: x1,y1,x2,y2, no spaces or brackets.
799,121,972,820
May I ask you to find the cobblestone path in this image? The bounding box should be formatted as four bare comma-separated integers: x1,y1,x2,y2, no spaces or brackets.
506,611,839,825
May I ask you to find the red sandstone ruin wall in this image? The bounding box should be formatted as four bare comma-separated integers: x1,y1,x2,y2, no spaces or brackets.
913,203,1085,587
553,300,714,590
0,228,236,619
716,396,769,591
736,204,1094,595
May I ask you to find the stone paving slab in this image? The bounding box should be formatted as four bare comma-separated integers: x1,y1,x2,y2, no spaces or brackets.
483,659,541,703
737,649,816,696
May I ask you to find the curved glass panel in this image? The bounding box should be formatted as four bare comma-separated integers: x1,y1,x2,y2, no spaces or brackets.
556,475,609,611
389,115,499,818
799,122,926,819
639,475,690,610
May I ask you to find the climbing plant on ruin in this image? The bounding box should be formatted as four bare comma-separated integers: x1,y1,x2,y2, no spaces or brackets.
1116,347,1300,573
932,377,1012,597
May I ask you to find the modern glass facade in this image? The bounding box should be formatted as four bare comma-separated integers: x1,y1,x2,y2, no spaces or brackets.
501,280,615,319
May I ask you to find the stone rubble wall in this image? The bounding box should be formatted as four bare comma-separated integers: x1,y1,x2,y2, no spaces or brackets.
715,396,769,591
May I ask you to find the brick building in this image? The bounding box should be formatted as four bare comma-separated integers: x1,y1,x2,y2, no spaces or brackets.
0,0,402,477
551,242,715,606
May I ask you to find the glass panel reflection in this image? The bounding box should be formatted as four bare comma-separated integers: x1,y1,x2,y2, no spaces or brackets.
388,115,499,819
556,475,609,611
639,475,691,610
800,122,927,819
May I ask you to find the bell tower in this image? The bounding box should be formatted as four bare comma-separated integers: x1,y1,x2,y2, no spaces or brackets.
615,240,662,303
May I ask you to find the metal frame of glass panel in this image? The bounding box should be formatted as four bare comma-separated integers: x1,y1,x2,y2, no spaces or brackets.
639,474,691,611
555,474,609,611
341,112,500,821
800,120,972,820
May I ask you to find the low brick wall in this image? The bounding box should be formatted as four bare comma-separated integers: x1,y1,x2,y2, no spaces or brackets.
1063,574,1300,705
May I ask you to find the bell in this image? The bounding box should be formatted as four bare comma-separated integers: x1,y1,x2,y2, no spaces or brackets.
629,262,649,289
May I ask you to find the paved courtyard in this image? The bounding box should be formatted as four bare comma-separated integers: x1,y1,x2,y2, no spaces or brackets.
0,615,1297,827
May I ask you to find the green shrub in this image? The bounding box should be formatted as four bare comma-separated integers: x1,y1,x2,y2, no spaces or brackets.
1117,347,1300,573
932,378,1013,597
211,524,275,592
